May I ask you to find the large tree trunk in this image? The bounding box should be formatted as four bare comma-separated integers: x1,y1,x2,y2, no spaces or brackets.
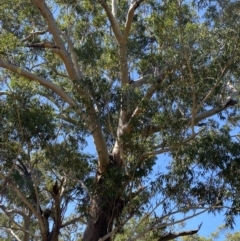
83,165,125,241
83,197,116,241
83,208,112,241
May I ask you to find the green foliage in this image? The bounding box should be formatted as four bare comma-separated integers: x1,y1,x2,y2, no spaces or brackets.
1,0,240,240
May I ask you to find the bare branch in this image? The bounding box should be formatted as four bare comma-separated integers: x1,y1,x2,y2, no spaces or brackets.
141,129,205,159
158,224,202,241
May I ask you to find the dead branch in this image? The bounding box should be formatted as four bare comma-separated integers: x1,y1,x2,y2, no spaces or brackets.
26,42,60,49
158,223,202,241
22,28,48,42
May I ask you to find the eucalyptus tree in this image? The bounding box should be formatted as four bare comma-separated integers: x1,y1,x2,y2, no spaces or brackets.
1,0,240,241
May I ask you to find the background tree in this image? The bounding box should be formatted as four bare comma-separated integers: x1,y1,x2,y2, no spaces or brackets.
1,0,240,241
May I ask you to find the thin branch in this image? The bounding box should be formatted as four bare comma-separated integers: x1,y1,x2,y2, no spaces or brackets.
129,209,207,241
140,129,205,159
50,66,69,79
130,74,152,87
123,83,159,134
192,98,238,125
99,194,145,241
61,216,87,228
0,173,45,233
61,31,84,79
130,72,165,88
127,196,169,241
194,58,233,115
30,167,41,216
6,228,21,241
0,205,27,218
142,94,238,137
0,91,7,96
22,28,48,42
0,205,34,235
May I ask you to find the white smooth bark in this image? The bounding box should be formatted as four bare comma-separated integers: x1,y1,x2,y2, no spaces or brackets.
122,0,145,44
100,1,122,43
0,60,77,107
31,0,79,80
0,59,109,172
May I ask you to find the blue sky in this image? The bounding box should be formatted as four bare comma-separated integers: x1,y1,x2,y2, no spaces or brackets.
83,136,240,240
185,212,240,240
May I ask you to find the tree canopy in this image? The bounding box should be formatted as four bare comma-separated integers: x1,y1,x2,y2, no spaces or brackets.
1,0,240,241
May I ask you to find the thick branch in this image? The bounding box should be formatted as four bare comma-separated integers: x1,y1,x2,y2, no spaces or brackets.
112,0,117,17
129,74,152,88
0,60,109,173
122,0,145,44
192,98,238,125
26,42,60,49
31,0,78,80
100,1,122,43
129,209,207,241
0,60,77,107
